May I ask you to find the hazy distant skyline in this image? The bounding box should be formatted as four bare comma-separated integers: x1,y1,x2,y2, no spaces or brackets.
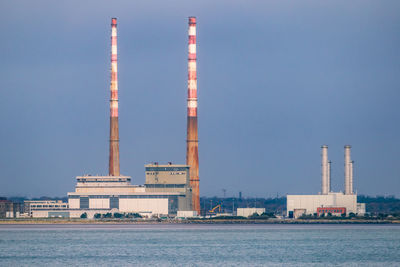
1,1,399,197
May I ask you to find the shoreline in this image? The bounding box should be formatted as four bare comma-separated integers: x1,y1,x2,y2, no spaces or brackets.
1,218,399,225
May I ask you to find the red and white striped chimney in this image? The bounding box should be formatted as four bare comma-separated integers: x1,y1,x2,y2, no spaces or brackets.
109,18,120,176
186,16,200,214
187,17,198,118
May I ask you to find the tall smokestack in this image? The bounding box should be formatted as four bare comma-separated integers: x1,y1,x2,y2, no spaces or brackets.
321,145,329,194
350,160,354,194
109,18,120,176
186,16,200,213
344,145,353,194
328,160,332,193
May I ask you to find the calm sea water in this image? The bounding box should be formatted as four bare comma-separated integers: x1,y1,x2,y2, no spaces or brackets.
0,224,399,266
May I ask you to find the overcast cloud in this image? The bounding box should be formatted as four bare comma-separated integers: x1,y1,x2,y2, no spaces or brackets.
0,1,399,197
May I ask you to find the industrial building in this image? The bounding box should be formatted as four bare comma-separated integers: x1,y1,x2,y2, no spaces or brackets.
287,145,366,218
237,208,265,218
144,163,193,211
65,163,193,218
30,17,199,218
24,200,69,218
0,197,22,218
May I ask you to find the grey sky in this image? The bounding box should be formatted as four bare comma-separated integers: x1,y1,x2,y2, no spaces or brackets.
0,1,399,198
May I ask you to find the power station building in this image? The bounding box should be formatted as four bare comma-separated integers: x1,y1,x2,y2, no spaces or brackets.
30,18,198,218
65,164,193,218
29,164,193,218
144,163,193,211
287,145,365,218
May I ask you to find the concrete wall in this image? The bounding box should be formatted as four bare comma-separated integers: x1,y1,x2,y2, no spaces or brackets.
48,211,70,218
32,210,51,218
119,198,168,215
89,198,110,209
67,194,187,215
68,209,117,219
68,199,80,209
32,209,116,219
237,208,265,217
177,210,197,218
178,194,192,211
146,172,188,184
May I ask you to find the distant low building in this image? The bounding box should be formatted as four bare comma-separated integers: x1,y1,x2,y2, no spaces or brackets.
287,193,365,218
237,208,265,217
24,200,69,218
0,198,22,218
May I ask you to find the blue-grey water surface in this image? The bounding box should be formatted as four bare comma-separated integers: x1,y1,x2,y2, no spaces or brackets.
0,224,399,266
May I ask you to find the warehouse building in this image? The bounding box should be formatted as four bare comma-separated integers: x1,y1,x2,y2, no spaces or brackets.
287,193,365,218
24,200,69,218
287,145,365,218
237,208,265,217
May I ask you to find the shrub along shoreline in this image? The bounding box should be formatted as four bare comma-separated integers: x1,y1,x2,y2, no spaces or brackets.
1,217,399,224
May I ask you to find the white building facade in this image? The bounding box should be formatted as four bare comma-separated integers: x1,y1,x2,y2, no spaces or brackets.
287,193,365,218
65,171,190,218
30,164,194,219
237,208,266,217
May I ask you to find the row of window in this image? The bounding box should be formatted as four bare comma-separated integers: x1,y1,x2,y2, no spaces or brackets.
145,167,188,172
72,195,184,200
146,172,186,175
145,184,186,188
77,179,130,182
31,205,68,208
318,209,345,213
119,195,182,199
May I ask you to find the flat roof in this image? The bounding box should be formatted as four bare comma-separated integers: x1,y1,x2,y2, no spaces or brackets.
67,192,184,196
76,175,131,179
145,164,189,167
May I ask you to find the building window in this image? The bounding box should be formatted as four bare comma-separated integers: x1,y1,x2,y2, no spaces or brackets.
80,197,89,209
110,197,119,209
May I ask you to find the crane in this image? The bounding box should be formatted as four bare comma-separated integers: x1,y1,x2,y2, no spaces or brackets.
209,204,221,213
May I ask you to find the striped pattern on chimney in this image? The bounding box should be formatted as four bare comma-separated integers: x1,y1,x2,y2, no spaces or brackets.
186,16,200,214
187,17,197,117
109,18,120,176
110,18,118,117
